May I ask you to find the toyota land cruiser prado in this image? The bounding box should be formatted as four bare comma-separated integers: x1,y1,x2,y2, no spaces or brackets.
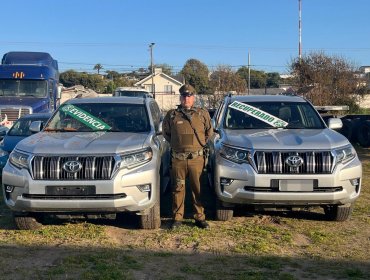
209,94,362,221
2,96,170,229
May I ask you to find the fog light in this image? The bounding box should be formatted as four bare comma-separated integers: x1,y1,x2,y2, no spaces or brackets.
137,184,151,192
350,178,360,193
5,185,14,193
349,178,359,187
220,177,233,193
220,177,233,186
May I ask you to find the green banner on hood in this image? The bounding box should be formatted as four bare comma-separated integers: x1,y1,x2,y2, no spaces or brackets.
60,104,111,130
229,101,288,128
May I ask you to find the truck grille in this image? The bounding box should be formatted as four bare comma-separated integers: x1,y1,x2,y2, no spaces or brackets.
254,151,333,174
31,156,116,180
0,107,32,121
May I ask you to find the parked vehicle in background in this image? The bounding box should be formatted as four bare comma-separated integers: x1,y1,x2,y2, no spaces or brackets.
209,94,362,222
0,52,61,128
315,106,370,148
0,126,9,142
2,96,170,230
114,87,152,98
0,113,52,175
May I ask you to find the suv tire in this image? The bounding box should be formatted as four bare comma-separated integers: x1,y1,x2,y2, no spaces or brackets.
139,197,161,229
14,214,43,230
216,200,233,221
324,204,353,221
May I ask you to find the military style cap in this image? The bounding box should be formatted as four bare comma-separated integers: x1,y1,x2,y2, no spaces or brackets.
179,84,196,96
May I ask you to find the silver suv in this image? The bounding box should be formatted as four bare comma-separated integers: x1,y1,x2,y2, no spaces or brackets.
209,94,362,221
2,96,170,229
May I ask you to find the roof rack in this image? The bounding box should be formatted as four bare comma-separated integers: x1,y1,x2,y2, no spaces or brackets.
314,105,349,112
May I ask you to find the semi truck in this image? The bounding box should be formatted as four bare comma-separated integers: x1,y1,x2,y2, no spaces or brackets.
0,51,61,128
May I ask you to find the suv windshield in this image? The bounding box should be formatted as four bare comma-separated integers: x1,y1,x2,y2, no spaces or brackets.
45,103,150,133
224,101,325,129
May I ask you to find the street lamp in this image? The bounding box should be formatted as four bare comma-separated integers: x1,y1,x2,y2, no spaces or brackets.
149,43,155,99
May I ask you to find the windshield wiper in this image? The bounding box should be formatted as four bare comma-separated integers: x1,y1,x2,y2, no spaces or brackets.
44,128,78,132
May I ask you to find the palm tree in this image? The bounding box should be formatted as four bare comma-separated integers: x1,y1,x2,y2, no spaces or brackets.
93,63,103,74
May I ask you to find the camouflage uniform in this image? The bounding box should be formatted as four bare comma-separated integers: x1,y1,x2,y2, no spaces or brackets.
163,105,213,222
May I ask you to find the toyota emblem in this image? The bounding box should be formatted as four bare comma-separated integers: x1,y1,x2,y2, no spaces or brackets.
285,155,304,167
63,160,82,173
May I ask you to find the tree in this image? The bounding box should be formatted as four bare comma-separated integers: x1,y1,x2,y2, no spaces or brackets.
93,63,103,74
180,59,210,94
266,72,281,88
290,52,364,110
60,70,81,87
236,67,267,88
210,65,246,93
207,65,247,108
105,70,120,81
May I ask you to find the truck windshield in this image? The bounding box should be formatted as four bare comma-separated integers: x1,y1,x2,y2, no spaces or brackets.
0,80,48,97
224,101,325,129
45,103,151,133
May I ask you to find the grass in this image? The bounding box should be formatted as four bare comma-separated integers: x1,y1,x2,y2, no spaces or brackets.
0,146,369,279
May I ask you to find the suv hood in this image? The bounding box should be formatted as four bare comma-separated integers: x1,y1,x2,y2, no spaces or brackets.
222,128,349,150
16,131,150,155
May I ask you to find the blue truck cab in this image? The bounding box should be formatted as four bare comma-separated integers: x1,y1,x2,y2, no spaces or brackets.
0,52,61,128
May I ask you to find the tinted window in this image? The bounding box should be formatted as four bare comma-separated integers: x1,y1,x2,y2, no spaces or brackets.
224,101,325,129
9,117,50,136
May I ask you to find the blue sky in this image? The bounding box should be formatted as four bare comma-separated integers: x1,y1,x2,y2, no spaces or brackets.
1,0,369,74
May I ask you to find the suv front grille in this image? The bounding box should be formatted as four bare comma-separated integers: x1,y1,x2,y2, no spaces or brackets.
31,156,116,180
254,151,333,174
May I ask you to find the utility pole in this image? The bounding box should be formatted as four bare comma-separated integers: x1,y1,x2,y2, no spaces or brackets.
298,0,302,61
248,50,251,95
149,43,155,99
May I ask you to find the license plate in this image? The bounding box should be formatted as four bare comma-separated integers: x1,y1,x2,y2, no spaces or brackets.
46,185,96,195
279,180,314,192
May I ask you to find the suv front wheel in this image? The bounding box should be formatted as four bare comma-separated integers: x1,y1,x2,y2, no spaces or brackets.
14,213,43,230
324,203,353,221
139,196,161,229
216,200,234,221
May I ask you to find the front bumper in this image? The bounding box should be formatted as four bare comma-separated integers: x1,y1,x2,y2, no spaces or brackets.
2,159,160,214
214,154,362,207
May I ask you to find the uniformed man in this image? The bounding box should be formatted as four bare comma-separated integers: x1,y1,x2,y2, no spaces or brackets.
163,84,213,229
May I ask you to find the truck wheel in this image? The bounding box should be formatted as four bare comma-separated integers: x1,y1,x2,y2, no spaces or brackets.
356,121,370,147
14,214,43,230
216,200,233,221
324,204,353,221
139,197,161,229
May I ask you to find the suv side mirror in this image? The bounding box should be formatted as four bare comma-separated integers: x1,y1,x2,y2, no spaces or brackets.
156,120,163,135
328,118,342,130
29,121,43,133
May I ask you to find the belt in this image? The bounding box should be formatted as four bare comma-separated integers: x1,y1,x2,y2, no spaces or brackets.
172,149,203,160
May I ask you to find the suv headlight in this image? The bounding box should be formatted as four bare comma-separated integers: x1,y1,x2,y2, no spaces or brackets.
220,144,252,164
334,144,356,164
119,147,153,169
9,150,30,169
